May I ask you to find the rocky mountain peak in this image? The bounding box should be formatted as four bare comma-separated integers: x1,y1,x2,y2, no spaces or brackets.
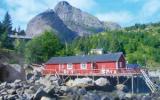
26,1,121,42
56,1,70,7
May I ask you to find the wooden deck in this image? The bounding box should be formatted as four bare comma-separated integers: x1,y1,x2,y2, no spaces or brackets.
42,68,141,76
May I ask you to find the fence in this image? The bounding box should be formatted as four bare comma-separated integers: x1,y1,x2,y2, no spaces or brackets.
42,68,141,76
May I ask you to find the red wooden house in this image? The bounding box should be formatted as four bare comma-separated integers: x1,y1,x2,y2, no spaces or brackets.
43,52,140,76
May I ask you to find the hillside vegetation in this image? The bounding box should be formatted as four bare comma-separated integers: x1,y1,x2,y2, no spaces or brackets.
70,23,160,67
0,12,160,68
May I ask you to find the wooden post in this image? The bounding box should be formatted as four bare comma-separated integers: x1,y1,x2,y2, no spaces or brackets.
117,76,119,84
136,76,139,93
131,75,134,94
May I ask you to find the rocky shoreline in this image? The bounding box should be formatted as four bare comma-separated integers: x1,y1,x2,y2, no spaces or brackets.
0,64,160,100
1,75,160,100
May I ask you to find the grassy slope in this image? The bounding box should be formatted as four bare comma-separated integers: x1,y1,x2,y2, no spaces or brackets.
0,49,25,64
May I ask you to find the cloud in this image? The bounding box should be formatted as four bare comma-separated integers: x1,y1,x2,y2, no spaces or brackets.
0,9,5,21
96,0,160,26
3,0,96,29
140,0,160,17
64,0,96,10
96,11,134,26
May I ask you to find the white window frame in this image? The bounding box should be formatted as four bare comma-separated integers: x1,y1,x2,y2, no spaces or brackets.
67,63,73,69
80,63,87,69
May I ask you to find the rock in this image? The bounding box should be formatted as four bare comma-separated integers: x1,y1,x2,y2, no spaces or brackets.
8,95,17,99
83,93,100,100
95,77,109,86
0,82,7,88
29,86,37,92
49,76,58,81
60,86,69,92
0,64,26,82
14,79,22,83
25,89,35,94
68,87,78,95
41,96,56,100
77,88,87,95
125,93,132,99
66,80,74,87
16,88,24,95
38,77,52,86
102,21,121,30
116,84,126,91
26,73,34,80
101,95,111,100
142,95,152,100
33,88,48,100
44,85,55,96
7,89,16,95
66,78,93,87
116,90,125,99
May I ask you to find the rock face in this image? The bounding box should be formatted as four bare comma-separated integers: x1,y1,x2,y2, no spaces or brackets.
26,1,120,41
54,1,104,36
26,9,77,42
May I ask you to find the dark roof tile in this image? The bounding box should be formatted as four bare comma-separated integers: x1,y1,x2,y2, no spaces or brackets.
46,52,123,64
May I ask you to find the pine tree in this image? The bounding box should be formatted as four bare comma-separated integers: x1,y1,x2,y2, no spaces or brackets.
1,12,13,48
2,11,12,34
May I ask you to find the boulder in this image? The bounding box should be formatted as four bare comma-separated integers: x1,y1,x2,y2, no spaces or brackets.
60,86,69,92
116,84,126,91
116,90,125,99
33,88,48,100
41,96,56,100
66,80,74,87
8,95,17,99
66,78,93,87
95,77,109,86
83,93,100,100
142,95,152,100
0,64,26,82
101,95,111,100
44,85,56,97
7,89,16,95
77,88,87,95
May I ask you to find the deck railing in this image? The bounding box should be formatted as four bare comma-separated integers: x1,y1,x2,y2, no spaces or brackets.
42,68,141,76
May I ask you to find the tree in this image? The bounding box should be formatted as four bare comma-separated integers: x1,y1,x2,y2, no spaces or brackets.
2,12,12,34
25,31,62,64
0,12,13,48
13,38,26,55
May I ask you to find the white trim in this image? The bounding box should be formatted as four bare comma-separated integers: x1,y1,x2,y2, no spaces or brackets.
116,62,118,69
67,63,73,69
80,63,87,69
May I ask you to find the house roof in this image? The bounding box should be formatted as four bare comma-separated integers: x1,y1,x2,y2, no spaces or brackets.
46,52,123,64
127,64,140,68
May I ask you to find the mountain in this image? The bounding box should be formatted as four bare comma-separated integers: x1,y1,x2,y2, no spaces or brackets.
26,1,120,41
26,9,77,42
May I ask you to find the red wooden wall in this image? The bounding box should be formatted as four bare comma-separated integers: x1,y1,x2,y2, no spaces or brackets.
44,55,126,75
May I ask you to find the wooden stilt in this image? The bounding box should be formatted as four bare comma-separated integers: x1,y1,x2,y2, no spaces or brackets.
117,76,120,84
131,75,134,94
136,76,139,93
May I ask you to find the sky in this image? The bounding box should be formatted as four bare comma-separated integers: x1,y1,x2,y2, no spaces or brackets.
0,0,160,30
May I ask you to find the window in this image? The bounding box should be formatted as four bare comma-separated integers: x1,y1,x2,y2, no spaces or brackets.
67,63,73,69
81,63,87,69
119,62,122,68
